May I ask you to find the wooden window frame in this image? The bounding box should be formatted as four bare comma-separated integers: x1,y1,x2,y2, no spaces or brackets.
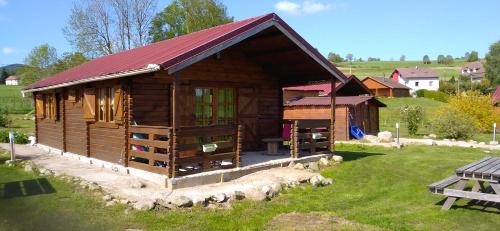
42,92,59,121
97,87,115,123
194,87,236,126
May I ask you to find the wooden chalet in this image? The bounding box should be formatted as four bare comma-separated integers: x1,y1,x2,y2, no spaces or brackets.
361,76,410,97
23,13,346,179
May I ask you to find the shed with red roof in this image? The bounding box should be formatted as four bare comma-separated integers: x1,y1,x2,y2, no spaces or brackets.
24,13,346,180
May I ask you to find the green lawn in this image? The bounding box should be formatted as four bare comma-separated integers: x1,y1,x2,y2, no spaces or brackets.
336,60,466,81
378,97,445,137
0,85,32,114
1,144,499,231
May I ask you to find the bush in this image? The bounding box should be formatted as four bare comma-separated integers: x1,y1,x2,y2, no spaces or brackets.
400,105,424,135
0,108,11,128
432,106,476,139
0,130,29,144
416,89,449,102
447,91,500,132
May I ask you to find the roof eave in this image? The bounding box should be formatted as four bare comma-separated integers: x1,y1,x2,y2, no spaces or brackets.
21,64,161,95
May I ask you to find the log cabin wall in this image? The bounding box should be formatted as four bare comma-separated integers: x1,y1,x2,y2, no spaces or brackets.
36,91,64,150
129,73,171,127
283,105,349,140
64,87,87,155
171,48,282,150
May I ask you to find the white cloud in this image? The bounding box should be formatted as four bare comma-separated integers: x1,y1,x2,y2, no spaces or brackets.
2,47,18,55
275,1,301,15
275,1,332,15
0,0,7,7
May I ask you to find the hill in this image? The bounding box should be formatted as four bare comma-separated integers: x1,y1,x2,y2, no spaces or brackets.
335,60,466,81
0,85,33,114
0,64,26,73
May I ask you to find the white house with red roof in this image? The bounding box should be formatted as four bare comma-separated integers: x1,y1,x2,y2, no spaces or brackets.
391,67,439,94
5,76,19,85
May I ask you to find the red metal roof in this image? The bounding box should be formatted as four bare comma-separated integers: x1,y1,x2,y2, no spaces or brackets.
282,75,369,95
492,86,500,104
25,13,346,91
5,76,18,80
285,96,386,107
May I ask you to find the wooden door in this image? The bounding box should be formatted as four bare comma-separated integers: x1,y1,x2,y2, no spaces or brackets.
238,88,258,150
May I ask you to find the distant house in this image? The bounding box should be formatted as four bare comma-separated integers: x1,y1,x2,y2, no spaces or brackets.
492,86,500,106
283,96,386,140
361,76,410,97
5,76,19,85
391,67,439,94
282,74,372,102
461,61,485,82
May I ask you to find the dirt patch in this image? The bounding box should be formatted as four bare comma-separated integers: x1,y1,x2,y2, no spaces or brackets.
265,212,383,231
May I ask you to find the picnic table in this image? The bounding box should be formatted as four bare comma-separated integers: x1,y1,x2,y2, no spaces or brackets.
428,156,500,210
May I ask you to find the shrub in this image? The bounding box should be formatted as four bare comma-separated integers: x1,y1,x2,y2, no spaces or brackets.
416,89,448,102
432,106,476,139
400,105,424,135
0,130,29,144
447,91,500,132
0,108,11,128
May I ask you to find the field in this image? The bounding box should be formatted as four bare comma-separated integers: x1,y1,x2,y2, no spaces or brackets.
0,85,32,114
1,144,499,231
336,60,467,81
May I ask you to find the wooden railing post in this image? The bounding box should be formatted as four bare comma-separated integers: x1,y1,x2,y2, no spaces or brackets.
330,77,336,153
310,127,316,155
236,124,243,167
293,120,299,158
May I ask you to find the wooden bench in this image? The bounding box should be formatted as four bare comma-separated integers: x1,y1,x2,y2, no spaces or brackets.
428,175,461,194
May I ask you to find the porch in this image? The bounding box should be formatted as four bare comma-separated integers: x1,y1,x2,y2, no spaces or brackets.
127,119,333,179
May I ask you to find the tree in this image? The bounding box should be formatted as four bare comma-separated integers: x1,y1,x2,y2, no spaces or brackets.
437,54,445,64
445,55,454,65
484,40,500,85
345,53,353,62
446,91,499,132
19,44,58,85
327,52,344,63
0,68,9,84
51,52,88,74
64,0,157,57
464,51,470,59
149,0,233,42
423,55,431,64
399,55,405,61
367,57,380,61
400,105,424,136
467,51,479,62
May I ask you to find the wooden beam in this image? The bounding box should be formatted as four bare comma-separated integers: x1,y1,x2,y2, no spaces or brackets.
170,74,180,178
330,78,336,153
124,80,131,167
62,90,67,152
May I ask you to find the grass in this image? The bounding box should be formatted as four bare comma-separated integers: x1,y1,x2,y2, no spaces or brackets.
378,97,445,137
1,144,499,230
0,85,32,114
336,60,467,81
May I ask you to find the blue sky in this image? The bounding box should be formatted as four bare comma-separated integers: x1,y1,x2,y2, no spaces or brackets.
1,0,499,65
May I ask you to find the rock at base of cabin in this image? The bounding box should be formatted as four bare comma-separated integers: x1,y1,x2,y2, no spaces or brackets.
102,194,113,201
490,141,498,145
133,201,155,211
364,135,380,143
307,162,319,171
210,193,227,203
318,157,329,166
246,189,268,201
331,155,343,162
428,134,437,139
24,164,33,172
293,163,305,170
88,182,101,191
106,200,118,207
478,142,486,146
233,191,246,200
310,175,323,187
170,196,193,208
377,131,393,143
128,179,146,189
322,178,333,186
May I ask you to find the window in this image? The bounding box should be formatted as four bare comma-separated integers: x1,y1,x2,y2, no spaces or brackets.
97,87,116,122
429,81,433,86
415,81,419,87
195,87,236,126
41,93,59,121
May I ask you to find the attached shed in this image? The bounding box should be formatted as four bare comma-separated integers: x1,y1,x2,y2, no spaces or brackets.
283,96,386,140
361,76,410,97
283,74,372,102
23,13,346,179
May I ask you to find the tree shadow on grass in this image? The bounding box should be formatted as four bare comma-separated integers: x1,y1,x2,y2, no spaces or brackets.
0,178,56,199
335,150,385,162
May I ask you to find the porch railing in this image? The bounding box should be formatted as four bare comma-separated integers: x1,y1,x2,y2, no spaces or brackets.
128,125,172,175
128,124,243,177
290,120,331,158
172,124,243,177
